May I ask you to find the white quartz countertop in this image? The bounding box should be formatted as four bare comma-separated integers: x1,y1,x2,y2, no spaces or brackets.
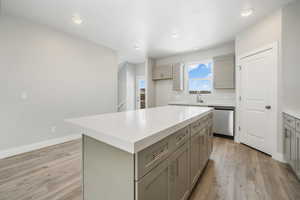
168,101,236,108
66,106,213,154
283,109,300,119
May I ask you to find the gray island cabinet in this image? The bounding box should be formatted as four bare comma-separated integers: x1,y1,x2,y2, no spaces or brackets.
66,106,214,200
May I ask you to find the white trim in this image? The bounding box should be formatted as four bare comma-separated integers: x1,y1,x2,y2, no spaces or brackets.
0,134,82,159
136,75,145,110
272,153,286,163
236,42,279,159
237,43,277,61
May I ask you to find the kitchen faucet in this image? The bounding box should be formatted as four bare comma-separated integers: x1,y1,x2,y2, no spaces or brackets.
196,93,204,103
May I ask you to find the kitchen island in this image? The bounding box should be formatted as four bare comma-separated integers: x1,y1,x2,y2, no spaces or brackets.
66,106,214,200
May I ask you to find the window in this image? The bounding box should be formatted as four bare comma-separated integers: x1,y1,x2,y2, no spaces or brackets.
188,61,213,93
138,79,145,89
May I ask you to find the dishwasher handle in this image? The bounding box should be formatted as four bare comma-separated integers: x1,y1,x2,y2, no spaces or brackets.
209,106,234,111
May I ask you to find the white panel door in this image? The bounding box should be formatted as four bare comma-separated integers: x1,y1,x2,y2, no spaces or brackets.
239,46,277,155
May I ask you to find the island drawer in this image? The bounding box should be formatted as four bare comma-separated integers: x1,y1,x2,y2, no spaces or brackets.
296,119,300,132
136,136,171,179
191,119,205,136
170,126,190,150
135,126,190,180
204,112,213,122
284,114,296,129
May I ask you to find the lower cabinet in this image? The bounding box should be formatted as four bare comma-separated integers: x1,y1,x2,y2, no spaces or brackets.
137,142,190,200
136,158,170,200
284,123,297,170
284,125,292,164
296,133,300,177
283,113,300,180
190,133,201,189
199,129,208,172
291,130,297,170
169,143,190,200
136,114,214,200
207,123,214,156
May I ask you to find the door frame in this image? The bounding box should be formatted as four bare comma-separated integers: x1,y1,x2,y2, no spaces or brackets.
235,42,279,159
136,75,145,109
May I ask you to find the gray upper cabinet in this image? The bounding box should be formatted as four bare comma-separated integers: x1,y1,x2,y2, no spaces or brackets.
172,63,184,91
152,64,173,80
169,142,190,200
213,54,235,89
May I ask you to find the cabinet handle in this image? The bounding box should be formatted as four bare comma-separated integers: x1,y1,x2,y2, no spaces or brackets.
148,145,168,165
176,134,186,145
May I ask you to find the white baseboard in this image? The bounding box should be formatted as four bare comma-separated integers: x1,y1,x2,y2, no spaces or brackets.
272,152,286,163
0,134,82,160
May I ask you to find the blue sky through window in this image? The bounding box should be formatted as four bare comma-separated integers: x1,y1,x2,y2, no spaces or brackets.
188,62,212,92
139,80,145,89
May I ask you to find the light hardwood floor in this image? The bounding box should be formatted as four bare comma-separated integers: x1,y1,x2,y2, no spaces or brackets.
0,137,299,200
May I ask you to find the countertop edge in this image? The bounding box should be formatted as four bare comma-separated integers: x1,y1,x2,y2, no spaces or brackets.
168,102,236,108
283,110,300,120
133,109,213,153
66,108,214,154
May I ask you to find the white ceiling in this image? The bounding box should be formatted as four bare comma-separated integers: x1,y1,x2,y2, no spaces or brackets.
1,0,292,63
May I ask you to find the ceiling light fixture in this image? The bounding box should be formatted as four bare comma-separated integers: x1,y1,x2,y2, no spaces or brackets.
241,9,254,17
72,14,83,25
134,44,140,50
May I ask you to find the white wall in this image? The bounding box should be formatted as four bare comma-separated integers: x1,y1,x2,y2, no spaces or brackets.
135,63,145,77
0,16,118,152
235,10,283,155
154,42,236,106
282,0,300,111
126,63,136,110
235,11,282,56
118,62,145,111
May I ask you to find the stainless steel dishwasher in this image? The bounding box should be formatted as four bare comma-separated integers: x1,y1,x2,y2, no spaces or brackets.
209,106,234,137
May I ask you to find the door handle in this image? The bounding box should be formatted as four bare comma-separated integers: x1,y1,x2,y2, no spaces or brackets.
265,105,271,110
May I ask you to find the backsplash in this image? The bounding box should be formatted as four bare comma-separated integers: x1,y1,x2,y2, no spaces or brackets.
154,79,236,106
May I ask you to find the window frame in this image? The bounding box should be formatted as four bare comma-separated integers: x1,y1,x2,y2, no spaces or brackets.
186,60,213,94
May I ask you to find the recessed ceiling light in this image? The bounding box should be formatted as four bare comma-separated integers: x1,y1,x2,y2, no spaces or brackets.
241,9,254,17
134,44,140,50
172,32,179,38
72,14,83,25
